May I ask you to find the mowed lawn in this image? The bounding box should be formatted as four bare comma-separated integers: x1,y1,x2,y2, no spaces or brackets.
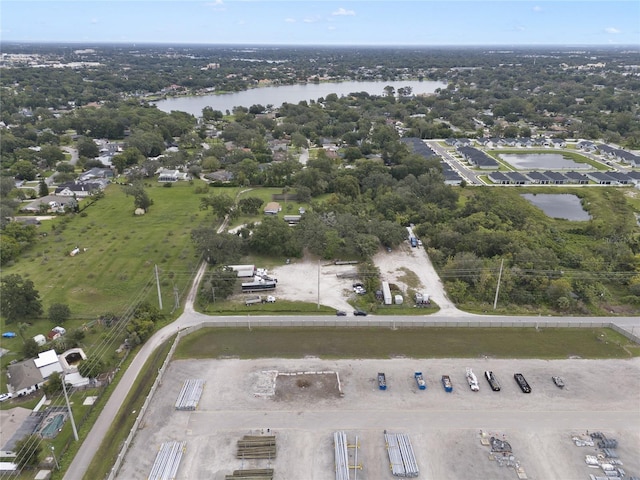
3,181,216,319
175,327,639,360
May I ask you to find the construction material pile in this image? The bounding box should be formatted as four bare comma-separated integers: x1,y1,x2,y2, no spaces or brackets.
174,379,204,411
385,432,419,477
148,441,186,480
236,435,277,459
224,468,274,479
333,431,350,480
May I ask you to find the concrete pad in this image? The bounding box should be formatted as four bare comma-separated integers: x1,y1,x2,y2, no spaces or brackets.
116,357,640,480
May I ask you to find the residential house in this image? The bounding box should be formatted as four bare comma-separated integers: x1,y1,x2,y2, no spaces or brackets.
157,168,190,182
564,171,589,184
458,146,499,169
504,172,529,185
542,171,567,184
54,181,102,197
585,172,614,185
78,167,114,182
526,172,551,184
264,202,281,215
488,172,511,184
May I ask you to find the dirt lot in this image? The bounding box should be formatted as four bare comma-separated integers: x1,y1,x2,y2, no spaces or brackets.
270,239,460,315
117,357,640,480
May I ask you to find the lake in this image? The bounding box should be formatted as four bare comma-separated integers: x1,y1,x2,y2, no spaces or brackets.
154,80,446,116
500,154,590,170
521,193,591,221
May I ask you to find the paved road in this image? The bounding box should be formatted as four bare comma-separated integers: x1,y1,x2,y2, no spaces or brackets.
63,259,640,479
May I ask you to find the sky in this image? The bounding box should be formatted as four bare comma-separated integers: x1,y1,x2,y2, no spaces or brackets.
1,0,639,47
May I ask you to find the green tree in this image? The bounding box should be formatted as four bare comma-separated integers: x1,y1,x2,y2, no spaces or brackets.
249,216,301,257
78,357,105,378
48,303,71,324
123,182,153,212
12,160,37,181
23,338,40,358
14,435,42,469
201,267,238,302
201,193,235,219
38,179,49,197
0,274,43,324
77,136,99,158
43,371,64,396
39,144,65,168
237,197,264,215
191,229,245,265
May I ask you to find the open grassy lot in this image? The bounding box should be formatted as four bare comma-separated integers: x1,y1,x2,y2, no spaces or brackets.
487,148,607,170
2,181,213,318
174,327,638,360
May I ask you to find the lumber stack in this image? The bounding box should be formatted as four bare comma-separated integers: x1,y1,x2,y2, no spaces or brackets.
225,468,274,480
236,435,277,459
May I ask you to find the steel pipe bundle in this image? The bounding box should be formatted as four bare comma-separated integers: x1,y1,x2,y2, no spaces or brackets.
334,431,350,480
175,379,204,410
385,433,419,477
148,441,186,480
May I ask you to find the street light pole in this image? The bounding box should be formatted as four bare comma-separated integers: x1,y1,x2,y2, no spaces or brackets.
50,445,60,470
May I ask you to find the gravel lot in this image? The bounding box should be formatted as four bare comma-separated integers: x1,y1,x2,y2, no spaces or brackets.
270,240,461,316
117,357,640,480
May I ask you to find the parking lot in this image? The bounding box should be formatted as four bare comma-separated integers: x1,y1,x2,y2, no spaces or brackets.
117,357,640,480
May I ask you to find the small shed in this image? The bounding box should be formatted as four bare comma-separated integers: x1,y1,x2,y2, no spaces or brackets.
33,334,47,346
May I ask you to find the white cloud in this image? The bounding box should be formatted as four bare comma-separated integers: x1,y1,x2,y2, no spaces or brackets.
303,16,320,23
328,26,337,31
284,18,296,23
204,1,225,11
532,5,542,12
332,7,355,16
90,18,98,24
605,27,621,34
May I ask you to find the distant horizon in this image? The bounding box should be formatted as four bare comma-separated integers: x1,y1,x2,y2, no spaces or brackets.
1,41,638,50
2,1,638,47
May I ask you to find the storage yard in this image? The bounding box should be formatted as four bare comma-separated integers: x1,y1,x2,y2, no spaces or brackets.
116,357,640,480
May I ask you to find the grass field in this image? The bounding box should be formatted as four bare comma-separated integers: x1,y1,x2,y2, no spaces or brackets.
3,181,211,318
174,327,639,360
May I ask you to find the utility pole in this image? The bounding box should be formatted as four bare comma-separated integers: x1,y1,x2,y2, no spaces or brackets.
62,376,79,441
155,264,163,310
317,260,320,310
493,258,504,310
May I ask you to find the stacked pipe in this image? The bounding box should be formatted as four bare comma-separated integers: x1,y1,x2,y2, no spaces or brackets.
385,433,419,477
236,435,277,459
175,379,205,410
224,468,274,479
148,441,186,480
334,431,350,480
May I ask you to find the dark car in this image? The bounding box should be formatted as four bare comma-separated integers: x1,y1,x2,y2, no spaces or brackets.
514,373,531,393
336,310,347,316
353,309,368,316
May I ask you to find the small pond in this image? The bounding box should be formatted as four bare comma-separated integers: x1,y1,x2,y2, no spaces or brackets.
521,193,591,221
500,153,590,170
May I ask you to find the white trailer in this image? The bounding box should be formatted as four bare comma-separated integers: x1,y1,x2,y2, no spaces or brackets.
382,281,392,305
227,264,256,278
